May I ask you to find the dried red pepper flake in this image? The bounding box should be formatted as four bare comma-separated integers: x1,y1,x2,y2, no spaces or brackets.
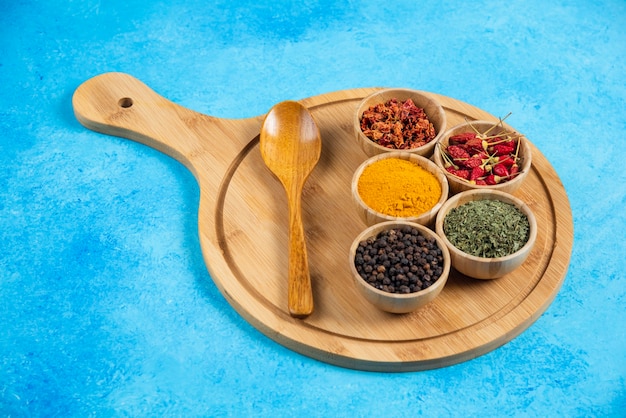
360,98,436,150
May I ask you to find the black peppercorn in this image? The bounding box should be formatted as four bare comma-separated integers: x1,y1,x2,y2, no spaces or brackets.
354,227,444,294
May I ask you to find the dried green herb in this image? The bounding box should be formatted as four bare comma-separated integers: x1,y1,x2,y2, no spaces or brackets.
443,199,530,258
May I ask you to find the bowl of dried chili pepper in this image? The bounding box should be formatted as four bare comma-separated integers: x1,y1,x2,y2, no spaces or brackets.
349,221,451,313
355,88,447,157
433,120,532,195
435,189,537,280
351,152,449,227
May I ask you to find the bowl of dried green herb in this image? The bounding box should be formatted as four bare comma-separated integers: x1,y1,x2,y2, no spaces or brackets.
349,221,451,313
432,120,532,195
434,189,537,279
354,88,447,158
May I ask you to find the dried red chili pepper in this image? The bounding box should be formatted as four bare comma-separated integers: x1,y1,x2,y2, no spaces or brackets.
446,166,470,179
497,155,515,167
463,157,483,168
493,163,509,177
447,145,470,160
449,132,476,145
485,174,498,185
470,166,485,181
493,144,515,156
465,137,486,154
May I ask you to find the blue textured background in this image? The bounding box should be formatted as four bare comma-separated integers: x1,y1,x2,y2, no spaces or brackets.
1,1,625,416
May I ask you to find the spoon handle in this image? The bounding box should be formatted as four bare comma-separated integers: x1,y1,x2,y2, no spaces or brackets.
287,188,314,318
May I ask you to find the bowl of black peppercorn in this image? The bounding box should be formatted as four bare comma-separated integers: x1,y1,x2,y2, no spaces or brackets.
349,221,451,314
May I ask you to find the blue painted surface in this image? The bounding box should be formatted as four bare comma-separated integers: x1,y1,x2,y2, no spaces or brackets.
1,0,625,416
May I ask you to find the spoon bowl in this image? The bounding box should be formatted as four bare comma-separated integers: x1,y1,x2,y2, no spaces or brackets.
259,101,322,318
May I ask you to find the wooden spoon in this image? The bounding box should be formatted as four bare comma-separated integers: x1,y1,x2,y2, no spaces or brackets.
259,101,322,318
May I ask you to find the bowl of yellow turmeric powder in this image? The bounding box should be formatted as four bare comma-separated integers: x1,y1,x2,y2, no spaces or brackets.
355,88,447,158
352,152,449,227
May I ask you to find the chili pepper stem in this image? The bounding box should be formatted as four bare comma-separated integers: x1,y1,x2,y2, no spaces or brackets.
438,143,459,169
514,135,523,161
449,171,472,183
454,169,524,185
498,112,513,125
463,113,513,139
465,119,483,137
475,171,522,182
481,151,498,169
486,132,523,145
481,112,513,138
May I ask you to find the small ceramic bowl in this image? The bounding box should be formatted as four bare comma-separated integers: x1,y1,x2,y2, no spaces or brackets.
351,152,449,227
435,189,537,280
349,221,451,314
354,88,447,158
432,120,532,195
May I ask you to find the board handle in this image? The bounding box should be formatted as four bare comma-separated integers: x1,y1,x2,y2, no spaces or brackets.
73,72,190,165
72,72,256,173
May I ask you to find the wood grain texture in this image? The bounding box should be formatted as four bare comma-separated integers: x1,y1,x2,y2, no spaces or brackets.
72,72,574,371
259,101,321,318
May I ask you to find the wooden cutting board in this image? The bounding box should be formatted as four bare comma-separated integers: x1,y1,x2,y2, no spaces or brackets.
72,73,574,371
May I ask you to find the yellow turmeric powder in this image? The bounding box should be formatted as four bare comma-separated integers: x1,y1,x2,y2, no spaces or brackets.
357,158,441,217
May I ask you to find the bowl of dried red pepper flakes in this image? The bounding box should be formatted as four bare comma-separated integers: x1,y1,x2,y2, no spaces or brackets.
354,88,447,158
432,120,532,195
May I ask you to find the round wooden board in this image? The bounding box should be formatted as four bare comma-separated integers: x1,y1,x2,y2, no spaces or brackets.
73,73,574,372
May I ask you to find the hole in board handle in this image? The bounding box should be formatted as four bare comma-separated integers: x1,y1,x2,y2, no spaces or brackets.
118,97,134,108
